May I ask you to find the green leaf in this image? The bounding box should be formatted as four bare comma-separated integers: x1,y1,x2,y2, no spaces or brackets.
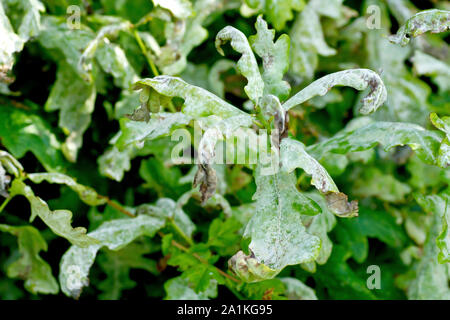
27,173,107,206
307,118,444,167
352,167,412,203
9,179,99,247
97,241,159,299
59,214,166,298
0,224,58,295
314,245,377,299
44,62,96,162
389,9,450,46
0,104,66,172
216,25,263,103
242,166,321,273
207,217,242,256
79,21,138,88
283,69,387,115
245,0,305,30
249,15,291,101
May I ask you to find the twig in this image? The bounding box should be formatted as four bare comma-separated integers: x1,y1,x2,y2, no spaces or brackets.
97,195,135,218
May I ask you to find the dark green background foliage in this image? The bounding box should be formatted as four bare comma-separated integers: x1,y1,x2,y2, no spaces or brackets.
0,0,449,300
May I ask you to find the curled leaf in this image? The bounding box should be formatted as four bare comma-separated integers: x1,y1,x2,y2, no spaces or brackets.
215,26,264,102
134,76,252,120
307,118,444,167
283,69,387,115
325,192,358,218
193,164,217,205
249,15,291,101
389,9,450,46
228,250,278,282
280,138,358,217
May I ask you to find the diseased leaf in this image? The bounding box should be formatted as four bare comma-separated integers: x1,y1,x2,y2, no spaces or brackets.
59,214,166,298
289,2,336,80
0,224,58,295
44,63,96,162
301,192,337,268
389,9,450,46
283,69,387,115
280,138,358,217
430,113,450,168
228,250,278,282
116,112,192,150
164,276,217,300
152,0,193,19
416,192,450,264
307,118,444,167
406,197,450,299
9,179,99,248
280,277,317,300
249,15,290,101
27,173,107,206
216,26,263,102
243,166,321,272
0,150,23,197
134,76,252,119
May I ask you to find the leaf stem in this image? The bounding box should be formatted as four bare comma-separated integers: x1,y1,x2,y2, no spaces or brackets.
168,218,194,246
97,195,135,218
0,196,12,213
133,30,159,77
132,30,177,113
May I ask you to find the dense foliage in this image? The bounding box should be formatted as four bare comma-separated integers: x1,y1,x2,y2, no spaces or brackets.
0,0,449,300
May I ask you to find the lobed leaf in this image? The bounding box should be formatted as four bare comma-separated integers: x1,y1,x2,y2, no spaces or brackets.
0,224,58,295
283,69,387,115
389,9,450,46
59,214,166,298
249,15,291,101
9,179,99,248
215,26,264,103
242,166,321,273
